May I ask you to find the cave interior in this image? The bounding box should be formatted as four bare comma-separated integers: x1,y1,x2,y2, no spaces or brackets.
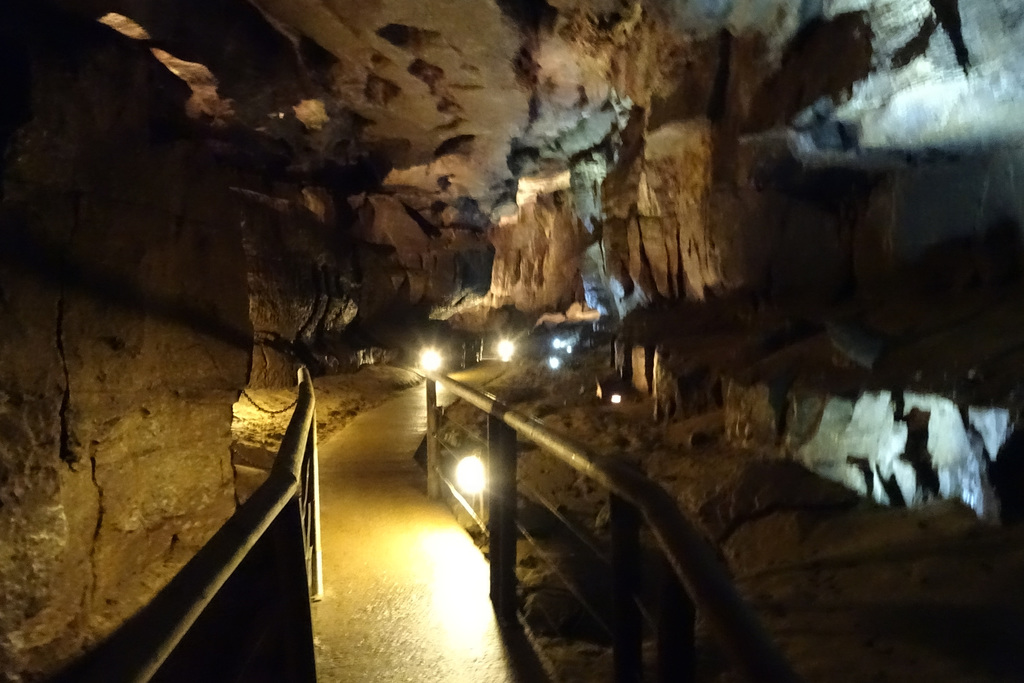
4,0,1024,681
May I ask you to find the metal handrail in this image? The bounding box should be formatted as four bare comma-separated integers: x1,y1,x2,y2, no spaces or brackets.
58,367,322,683
423,369,799,683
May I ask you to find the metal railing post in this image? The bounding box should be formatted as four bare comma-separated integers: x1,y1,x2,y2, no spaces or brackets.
271,498,319,683
488,414,518,623
611,493,643,683
422,371,800,683
306,418,323,602
426,379,441,500
657,557,696,683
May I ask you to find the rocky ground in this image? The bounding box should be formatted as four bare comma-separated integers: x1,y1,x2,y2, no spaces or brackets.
436,291,1024,682
230,365,422,503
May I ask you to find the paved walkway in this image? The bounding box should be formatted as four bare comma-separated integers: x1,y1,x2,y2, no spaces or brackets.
311,367,546,682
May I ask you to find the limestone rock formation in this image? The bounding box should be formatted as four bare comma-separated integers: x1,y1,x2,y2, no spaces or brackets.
486,183,589,315
21,0,1020,327
1,19,251,675
792,390,1006,521
640,122,715,299
6,0,1024,677
240,187,360,385
350,193,495,319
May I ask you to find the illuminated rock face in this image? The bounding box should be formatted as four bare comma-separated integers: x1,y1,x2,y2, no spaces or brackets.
0,14,510,673
487,188,589,316
0,28,252,675
640,122,716,299
793,391,1008,521
488,1,1024,317
472,6,876,318
25,0,1023,322
0,13,413,676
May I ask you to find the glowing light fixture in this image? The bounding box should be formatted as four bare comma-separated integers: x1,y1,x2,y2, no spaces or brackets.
497,339,515,363
455,455,486,495
610,393,622,404
420,348,442,372
551,338,564,350
565,345,574,354
548,356,561,370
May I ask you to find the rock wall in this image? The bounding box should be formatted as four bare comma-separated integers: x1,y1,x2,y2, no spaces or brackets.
460,5,1022,328
240,187,360,386
31,0,1024,330
486,188,589,316
485,11,875,320
592,121,855,314
856,149,1024,293
0,18,252,678
638,121,714,299
351,194,494,315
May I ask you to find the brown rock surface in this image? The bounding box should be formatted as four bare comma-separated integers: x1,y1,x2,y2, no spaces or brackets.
486,189,588,316
642,121,715,298
0,22,252,677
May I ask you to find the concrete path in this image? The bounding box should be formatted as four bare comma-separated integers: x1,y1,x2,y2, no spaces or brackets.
311,367,546,683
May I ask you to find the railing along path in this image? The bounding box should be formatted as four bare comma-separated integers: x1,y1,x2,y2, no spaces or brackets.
423,369,800,683
55,368,322,683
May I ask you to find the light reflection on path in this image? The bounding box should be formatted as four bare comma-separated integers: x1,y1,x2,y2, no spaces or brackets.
311,363,533,683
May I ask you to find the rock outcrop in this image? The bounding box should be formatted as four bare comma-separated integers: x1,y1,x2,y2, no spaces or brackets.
1,17,252,676
486,182,589,316
350,193,495,320
791,391,1006,522
240,186,359,385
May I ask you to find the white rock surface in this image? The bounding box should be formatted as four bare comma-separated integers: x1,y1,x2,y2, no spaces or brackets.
798,390,1006,520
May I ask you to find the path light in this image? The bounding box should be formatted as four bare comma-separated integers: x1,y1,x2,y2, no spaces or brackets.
497,339,515,363
548,356,561,370
455,455,486,495
610,393,622,404
420,348,442,372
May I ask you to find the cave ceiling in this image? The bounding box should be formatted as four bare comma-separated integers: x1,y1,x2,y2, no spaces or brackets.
48,0,1024,223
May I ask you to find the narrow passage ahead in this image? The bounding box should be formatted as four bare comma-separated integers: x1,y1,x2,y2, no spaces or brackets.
311,367,545,682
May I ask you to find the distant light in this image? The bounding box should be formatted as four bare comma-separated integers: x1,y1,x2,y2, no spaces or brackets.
551,338,564,350
565,345,573,354
420,348,442,372
610,394,622,404
455,455,485,494
497,339,515,363
548,356,561,370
